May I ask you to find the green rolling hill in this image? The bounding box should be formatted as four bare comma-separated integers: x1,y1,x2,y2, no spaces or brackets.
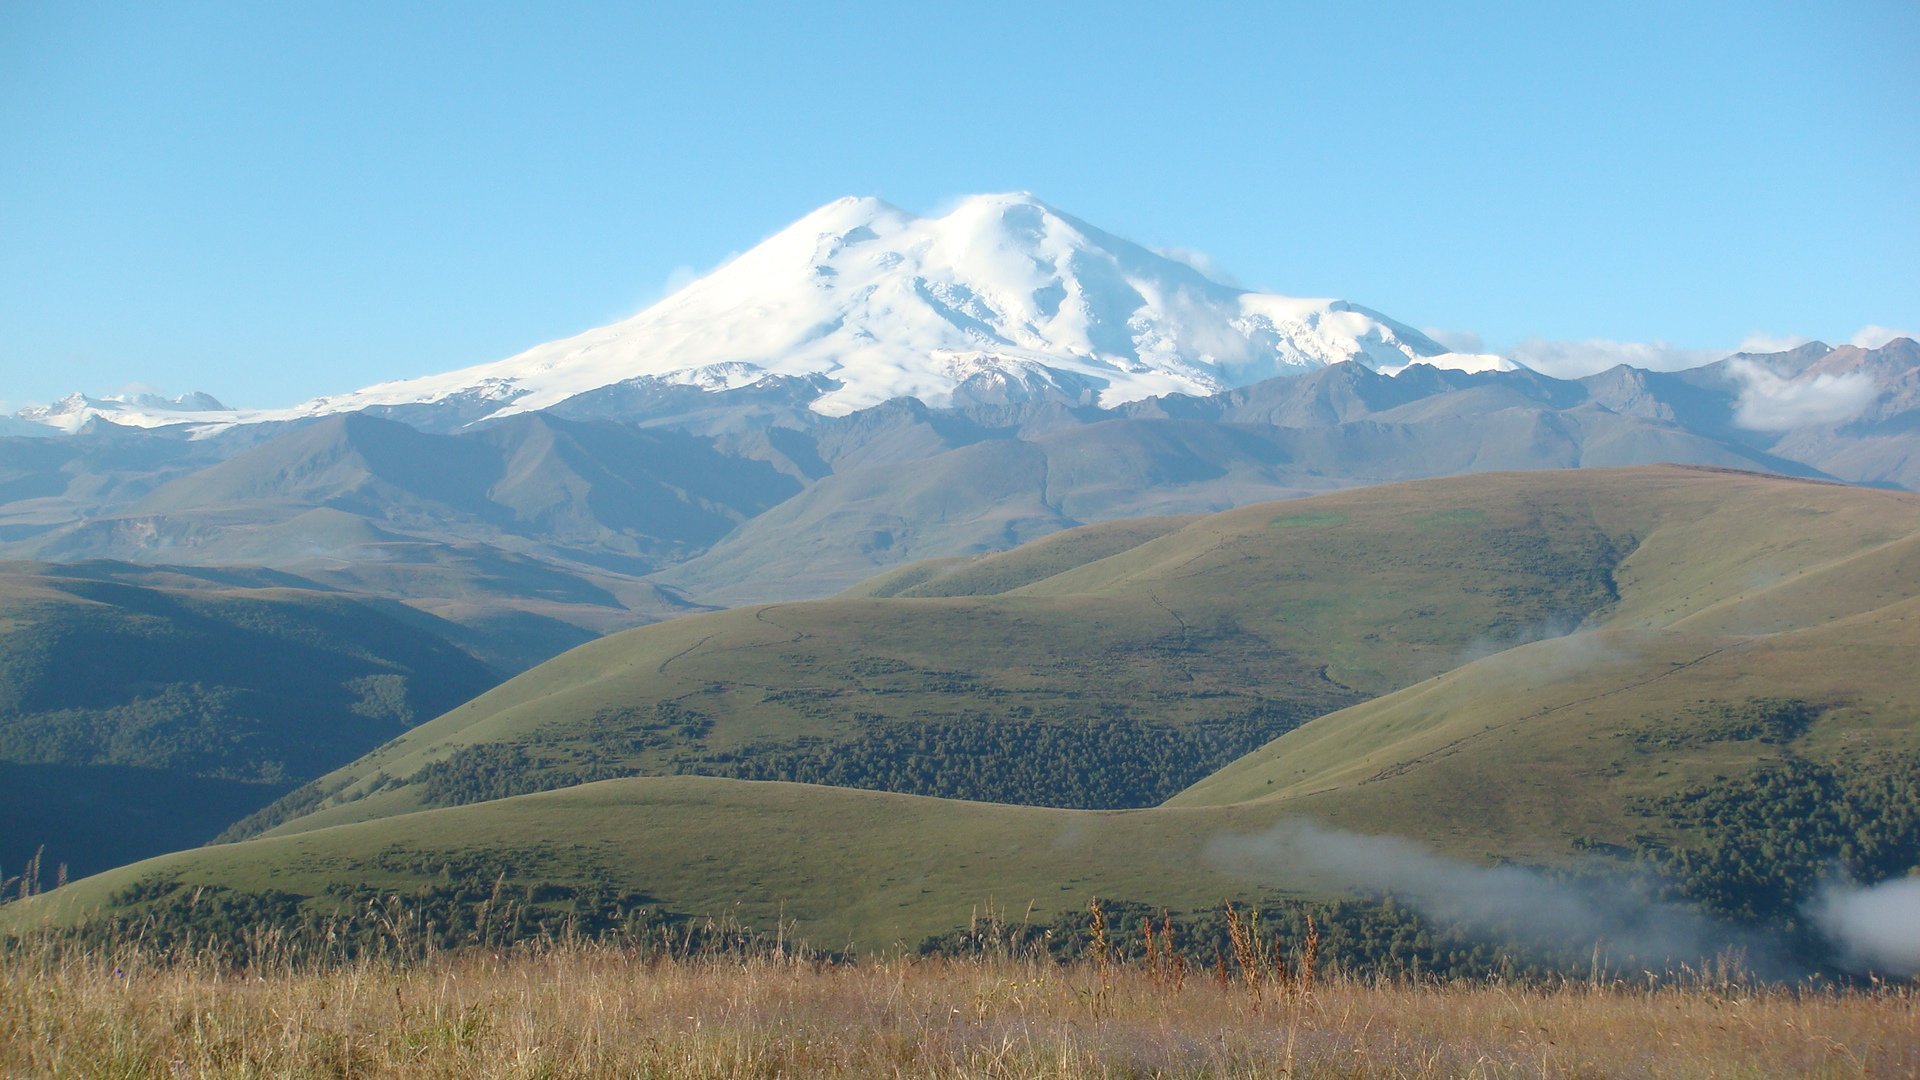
9,466,1920,960
0,562,500,879
221,464,1654,839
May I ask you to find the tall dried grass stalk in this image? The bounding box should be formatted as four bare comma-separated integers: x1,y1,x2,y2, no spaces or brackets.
1301,912,1321,995
1224,901,1261,1006
1141,916,1159,988
1162,910,1186,992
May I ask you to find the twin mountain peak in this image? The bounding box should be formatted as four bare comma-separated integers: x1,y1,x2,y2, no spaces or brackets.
18,193,1517,434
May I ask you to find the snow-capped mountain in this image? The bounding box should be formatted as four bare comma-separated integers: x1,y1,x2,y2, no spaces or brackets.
11,390,229,435
13,193,1514,433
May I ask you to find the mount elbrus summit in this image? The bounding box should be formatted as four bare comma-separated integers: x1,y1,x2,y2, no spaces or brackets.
14,193,1513,434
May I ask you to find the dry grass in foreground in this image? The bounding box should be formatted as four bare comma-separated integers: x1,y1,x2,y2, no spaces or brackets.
2,941,1915,1079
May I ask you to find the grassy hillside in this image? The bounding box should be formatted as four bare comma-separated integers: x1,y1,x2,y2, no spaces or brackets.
0,562,500,878
228,466,1668,840
852,514,1199,598
18,777,1248,952
11,466,1920,962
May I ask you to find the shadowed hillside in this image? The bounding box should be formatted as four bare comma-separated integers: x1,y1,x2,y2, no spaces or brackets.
0,562,500,877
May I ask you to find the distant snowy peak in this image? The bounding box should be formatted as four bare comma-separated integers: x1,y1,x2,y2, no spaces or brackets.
13,193,1514,433
332,191,1513,419
12,390,229,434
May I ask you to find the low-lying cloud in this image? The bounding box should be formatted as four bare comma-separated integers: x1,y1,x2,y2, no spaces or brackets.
1456,616,1601,666
1416,324,1912,383
1448,626,1649,703
1727,358,1876,431
1209,821,1775,974
1811,877,1920,976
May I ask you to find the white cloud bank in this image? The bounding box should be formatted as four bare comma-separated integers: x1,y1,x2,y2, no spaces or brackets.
1727,358,1876,431
1812,877,1920,976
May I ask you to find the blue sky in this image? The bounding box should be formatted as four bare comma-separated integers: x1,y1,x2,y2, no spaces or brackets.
2,0,1915,409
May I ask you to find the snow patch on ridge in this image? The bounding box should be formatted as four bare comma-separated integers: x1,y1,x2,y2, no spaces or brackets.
13,390,233,435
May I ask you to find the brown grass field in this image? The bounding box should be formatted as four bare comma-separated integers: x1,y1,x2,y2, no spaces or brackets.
3,938,1914,1078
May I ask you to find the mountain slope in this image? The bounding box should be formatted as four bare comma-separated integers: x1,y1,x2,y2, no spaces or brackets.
656,365,1828,602
0,413,800,669
116,412,797,570
230,466,1869,846
222,468,1662,841
681,342,1920,605
0,562,501,878
7,342,1906,636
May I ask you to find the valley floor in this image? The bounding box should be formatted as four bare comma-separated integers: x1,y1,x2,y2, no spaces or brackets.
2,942,1912,1078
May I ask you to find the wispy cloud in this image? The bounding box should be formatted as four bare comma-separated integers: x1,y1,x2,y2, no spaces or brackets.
1421,328,1486,354
1505,338,1725,379
1728,358,1876,431
658,264,706,298
617,256,739,319
1208,820,1777,972
1426,322,1911,381
1735,332,1814,354
1455,625,1636,685
1154,246,1241,286
1848,325,1918,350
